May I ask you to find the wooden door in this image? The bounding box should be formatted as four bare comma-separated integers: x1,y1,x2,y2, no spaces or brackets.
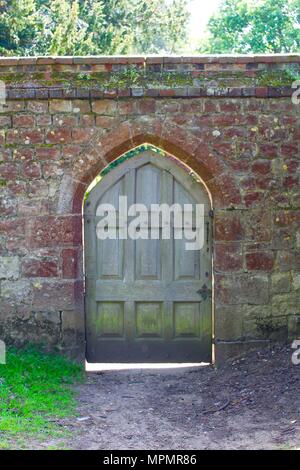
84,151,212,362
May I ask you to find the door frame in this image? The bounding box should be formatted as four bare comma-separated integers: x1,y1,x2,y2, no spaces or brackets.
83,149,213,362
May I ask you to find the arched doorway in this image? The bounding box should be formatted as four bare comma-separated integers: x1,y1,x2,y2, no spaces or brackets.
84,147,213,363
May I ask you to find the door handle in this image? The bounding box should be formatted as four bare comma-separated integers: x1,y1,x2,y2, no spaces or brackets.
197,283,212,301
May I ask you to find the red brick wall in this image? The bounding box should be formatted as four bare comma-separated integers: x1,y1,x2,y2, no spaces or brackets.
0,55,299,362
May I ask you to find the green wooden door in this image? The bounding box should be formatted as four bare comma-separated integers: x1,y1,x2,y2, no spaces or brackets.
84,151,212,362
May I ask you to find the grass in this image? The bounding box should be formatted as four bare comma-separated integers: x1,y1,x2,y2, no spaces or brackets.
0,346,84,448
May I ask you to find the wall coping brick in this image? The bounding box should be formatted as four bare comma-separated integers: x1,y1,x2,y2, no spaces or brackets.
0,54,299,66
0,55,299,100
4,85,294,100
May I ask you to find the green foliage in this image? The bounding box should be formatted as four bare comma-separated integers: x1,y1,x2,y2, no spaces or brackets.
84,144,166,200
257,67,300,85
0,0,190,56
200,0,300,53
100,144,166,176
0,346,84,443
0,0,43,56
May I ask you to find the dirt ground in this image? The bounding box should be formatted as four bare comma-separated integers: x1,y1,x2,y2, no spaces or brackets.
37,345,300,450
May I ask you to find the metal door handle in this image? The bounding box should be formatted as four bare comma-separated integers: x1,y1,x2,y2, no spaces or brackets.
197,283,212,300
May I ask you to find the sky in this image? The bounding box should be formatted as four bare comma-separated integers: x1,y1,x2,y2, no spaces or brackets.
188,0,221,44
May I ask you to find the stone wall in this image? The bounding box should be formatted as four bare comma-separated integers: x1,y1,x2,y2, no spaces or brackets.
0,55,299,362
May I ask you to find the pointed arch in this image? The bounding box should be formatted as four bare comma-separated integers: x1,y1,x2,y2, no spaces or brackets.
84,147,213,363
67,124,241,215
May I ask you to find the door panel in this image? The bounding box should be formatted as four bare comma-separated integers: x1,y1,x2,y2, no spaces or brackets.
136,238,161,280
98,238,124,279
174,235,200,280
136,302,163,338
136,164,161,206
174,302,201,338
97,302,124,338
85,151,212,363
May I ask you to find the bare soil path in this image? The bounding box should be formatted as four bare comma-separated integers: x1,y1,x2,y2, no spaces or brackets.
38,346,300,449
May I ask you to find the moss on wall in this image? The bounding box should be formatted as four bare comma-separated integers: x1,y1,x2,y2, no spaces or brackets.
1,65,299,90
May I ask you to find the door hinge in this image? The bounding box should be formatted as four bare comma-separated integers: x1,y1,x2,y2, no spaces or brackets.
209,209,214,218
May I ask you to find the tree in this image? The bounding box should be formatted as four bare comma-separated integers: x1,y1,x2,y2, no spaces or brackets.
0,0,190,56
200,0,300,54
126,0,190,54
0,0,43,55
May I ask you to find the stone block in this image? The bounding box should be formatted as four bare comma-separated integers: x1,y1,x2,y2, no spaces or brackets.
242,304,273,339
214,243,243,271
288,315,300,340
214,211,244,241
216,273,270,305
271,272,292,294
292,273,300,290
0,257,19,280
91,100,117,115
62,248,79,279
245,251,275,271
1,280,30,303
28,216,82,248
214,304,243,341
215,340,271,365
32,280,77,310
271,292,300,317
49,100,73,113
21,257,58,278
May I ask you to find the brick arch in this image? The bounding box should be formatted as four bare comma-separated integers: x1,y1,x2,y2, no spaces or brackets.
59,122,243,362
68,122,242,214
